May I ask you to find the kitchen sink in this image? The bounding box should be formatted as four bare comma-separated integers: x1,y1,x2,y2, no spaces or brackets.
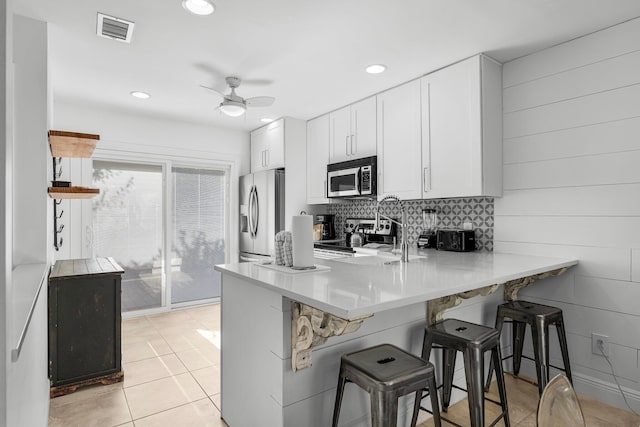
332,254,425,266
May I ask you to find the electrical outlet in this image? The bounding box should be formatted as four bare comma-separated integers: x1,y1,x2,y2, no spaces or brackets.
591,333,609,357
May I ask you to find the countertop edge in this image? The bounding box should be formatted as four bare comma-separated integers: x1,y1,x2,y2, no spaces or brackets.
215,257,578,320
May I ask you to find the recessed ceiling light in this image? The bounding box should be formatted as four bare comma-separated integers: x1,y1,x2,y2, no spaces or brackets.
261,118,273,123
182,0,215,15
365,64,387,74
130,91,150,99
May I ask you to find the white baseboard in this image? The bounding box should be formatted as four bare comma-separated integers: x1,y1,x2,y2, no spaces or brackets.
516,363,640,413
572,371,640,413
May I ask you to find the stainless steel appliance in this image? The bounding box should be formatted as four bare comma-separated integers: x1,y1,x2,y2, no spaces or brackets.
313,214,336,240
436,229,476,252
239,169,285,262
327,156,377,198
417,208,438,249
344,218,396,247
313,217,397,258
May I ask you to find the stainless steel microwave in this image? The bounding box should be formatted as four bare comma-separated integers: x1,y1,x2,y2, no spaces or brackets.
327,156,377,198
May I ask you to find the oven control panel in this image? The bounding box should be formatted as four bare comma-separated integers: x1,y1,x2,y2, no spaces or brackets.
344,218,395,236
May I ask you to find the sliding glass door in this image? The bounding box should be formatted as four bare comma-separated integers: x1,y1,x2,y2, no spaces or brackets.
91,159,227,313
92,161,164,312
171,167,225,304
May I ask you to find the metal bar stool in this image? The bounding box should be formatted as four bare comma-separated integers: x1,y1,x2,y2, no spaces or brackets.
485,300,572,396
412,319,510,427
332,343,441,427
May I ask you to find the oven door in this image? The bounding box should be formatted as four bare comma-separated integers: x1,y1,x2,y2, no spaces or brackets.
327,167,360,197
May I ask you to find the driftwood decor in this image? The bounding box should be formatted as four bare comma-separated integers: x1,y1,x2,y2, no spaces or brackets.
290,267,571,371
291,302,371,372
427,267,570,325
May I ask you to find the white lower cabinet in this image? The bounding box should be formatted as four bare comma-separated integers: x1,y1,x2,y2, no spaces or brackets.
376,79,423,200
306,114,330,204
421,55,502,199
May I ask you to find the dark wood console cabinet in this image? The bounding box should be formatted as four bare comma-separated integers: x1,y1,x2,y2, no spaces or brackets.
48,257,124,397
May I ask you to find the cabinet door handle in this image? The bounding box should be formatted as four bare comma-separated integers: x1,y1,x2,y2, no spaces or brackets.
351,135,355,155
265,149,269,166
345,136,350,157
423,167,431,192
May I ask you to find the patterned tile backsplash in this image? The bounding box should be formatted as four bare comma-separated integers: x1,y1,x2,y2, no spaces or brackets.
325,197,494,251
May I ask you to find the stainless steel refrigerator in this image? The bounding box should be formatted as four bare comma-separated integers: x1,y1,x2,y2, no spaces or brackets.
239,169,285,261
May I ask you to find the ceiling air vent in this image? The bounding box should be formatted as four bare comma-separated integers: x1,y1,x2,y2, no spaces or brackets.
96,13,135,43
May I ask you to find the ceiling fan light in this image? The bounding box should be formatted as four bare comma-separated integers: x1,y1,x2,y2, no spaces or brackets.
220,100,246,117
182,0,215,16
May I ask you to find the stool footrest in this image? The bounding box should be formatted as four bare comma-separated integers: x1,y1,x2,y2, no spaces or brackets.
503,353,569,374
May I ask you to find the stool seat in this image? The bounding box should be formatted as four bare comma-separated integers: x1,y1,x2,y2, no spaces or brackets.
427,318,502,351
486,300,572,396
499,300,564,319
332,344,441,427
413,319,510,427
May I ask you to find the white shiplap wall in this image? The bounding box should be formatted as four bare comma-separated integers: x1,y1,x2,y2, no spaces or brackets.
495,17,640,411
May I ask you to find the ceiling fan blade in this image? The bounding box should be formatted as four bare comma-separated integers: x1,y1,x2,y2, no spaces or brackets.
246,96,275,108
199,84,226,98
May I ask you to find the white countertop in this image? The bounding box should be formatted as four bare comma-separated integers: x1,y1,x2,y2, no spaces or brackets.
214,250,578,319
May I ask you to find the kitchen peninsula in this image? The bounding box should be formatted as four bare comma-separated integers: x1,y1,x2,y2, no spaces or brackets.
214,251,577,427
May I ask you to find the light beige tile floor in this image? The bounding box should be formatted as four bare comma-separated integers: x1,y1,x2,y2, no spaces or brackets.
50,304,639,426
48,304,227,427
417,373,640,427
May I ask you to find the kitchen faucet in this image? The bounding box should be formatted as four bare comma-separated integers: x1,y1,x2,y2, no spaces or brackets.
375,195,409,262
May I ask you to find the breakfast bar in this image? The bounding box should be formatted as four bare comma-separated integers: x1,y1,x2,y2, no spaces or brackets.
215,251,577,427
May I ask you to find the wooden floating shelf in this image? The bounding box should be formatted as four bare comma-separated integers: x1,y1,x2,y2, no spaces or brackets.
49,130,100,158
48,187,100,199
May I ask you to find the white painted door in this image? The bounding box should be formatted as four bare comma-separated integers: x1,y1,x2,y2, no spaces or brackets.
376,79,423,200
350,96,377,159
422,56,482,198
306,114,330,204
329,105,351,163
251,119,284,172
251,128,268,172
264,118,285,169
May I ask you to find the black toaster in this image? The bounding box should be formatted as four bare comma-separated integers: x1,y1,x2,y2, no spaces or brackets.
436,229,476,252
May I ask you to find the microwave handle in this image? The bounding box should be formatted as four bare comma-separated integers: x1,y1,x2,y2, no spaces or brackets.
356,168,361,194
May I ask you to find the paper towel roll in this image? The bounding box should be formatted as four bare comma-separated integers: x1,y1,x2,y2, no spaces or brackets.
291,215,314,268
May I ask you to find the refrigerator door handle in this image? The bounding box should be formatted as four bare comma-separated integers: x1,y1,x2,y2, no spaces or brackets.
248,186,256,238
251,185,260,237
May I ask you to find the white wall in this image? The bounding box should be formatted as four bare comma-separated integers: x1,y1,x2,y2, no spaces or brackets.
52,101,250,262
0,1,11,423
1,12,51,427
495,17,640,411
282,117,309,230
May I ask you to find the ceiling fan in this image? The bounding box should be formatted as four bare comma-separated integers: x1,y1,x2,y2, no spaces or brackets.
201,76,275,117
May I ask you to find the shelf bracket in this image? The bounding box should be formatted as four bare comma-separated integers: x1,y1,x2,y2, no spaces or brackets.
291,301,372,372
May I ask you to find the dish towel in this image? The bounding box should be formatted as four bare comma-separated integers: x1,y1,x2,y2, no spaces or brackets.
275,231,293,267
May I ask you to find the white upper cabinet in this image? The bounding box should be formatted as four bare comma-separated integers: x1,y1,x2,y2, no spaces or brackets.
306,114,330,204
329,96,376,163
421,55,502,199
376,79,423,200
251,118,285,172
